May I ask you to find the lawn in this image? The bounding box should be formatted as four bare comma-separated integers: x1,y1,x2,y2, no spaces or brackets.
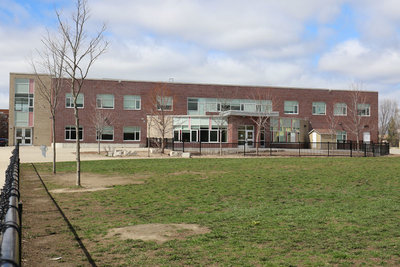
30,157,400,266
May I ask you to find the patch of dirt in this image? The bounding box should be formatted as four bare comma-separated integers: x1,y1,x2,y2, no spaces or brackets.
50,187,112,193
106,223,210,244
50,181,145,194
42,172,148,189
21,165,90,266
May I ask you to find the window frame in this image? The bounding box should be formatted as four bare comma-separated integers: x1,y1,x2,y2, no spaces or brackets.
156,96,173,111
65,126,83,141
284,101,299,114
187,98,199,111
357,103,370,117
123,126,141,141
96,94,114,109
123,95,141,110
334,103,347,116
312,102,326,115
65,93,84,108
96,126,114,141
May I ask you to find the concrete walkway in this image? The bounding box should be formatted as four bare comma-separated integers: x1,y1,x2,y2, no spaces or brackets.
1,145,400,186
0,146,150,185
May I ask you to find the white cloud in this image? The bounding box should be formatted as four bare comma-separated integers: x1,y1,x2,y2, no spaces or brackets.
319,39,400,83
1,0,400,109
91,0,344,51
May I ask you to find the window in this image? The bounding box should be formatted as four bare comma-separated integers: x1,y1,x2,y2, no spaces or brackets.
312,102,326,115
66,93,84,108
357,104,370,116
123,126,140,141
217,103,231,111
15,95,31,112
15,112,29,127
97,126,114,141
187,98,198,111
336,131,347,142
65,126,83,140
334,103,347,116
15,79,30,94
284,101,298,114
123,95,141,110
96,94,114,109
157,96,173,110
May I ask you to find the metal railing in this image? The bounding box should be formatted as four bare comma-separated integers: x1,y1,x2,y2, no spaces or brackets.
148,138,390,157
0,145,21,267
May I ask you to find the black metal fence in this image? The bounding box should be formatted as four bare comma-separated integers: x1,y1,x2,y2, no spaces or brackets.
148,138,390,157
0,145,21,266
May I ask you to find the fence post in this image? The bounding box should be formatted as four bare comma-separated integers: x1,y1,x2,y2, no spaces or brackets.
199,140,202,155
269,142,272,156
182,140,185,153
364,143,367,157
243,141,246,156
298,142,301,157
350,141,352,157
372,143,375,157
172,139,174,151
327,142,330,157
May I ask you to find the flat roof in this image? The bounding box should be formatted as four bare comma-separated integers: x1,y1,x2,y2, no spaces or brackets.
9,72,378,93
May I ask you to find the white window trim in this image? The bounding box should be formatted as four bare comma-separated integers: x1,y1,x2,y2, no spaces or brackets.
123,126,141,141
284,101,299,115
157,96,173,111
312,102,326,115
96,94,115,109
96,126,114,141
66,94,84,109
334,103,347,116
64,126,83,141
357,104,371,117
123,95,141,110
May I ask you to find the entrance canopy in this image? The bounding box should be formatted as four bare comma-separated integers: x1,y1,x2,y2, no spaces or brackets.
219,110,279,117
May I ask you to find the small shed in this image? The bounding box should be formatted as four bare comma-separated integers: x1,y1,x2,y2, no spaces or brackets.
309,129,336,143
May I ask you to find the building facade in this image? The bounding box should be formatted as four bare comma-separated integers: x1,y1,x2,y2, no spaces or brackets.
8,73,379,147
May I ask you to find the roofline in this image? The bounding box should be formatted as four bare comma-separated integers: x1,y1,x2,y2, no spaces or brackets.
9,72,378,93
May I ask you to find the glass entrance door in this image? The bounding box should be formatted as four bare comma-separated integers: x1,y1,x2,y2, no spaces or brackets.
15,128,32,145
238,126,254,148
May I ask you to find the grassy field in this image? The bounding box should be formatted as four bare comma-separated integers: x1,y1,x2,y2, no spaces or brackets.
30,157,400,266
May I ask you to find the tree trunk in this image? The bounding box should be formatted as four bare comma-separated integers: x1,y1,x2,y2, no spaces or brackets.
161,136,165,154
52,115,56,174
219,130,222,156
256,128,260,156
97,133,101,154
74,107,81,186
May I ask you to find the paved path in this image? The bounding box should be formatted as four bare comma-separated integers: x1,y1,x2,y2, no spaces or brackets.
1,145,399,186
0,146,149,186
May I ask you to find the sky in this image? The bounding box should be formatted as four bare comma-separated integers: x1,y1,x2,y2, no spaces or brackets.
1,0,400,109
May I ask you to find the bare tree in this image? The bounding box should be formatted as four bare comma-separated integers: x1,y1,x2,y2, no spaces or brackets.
387,117,399,146
92,108,114,154
0,112,8,139
346,83,370,149
52,0,108,186
379,99,399,141
145,83,174,154
249,89,274,156
211,114,229,156
325,113,339,142
31,31,67,174
213,89,240,156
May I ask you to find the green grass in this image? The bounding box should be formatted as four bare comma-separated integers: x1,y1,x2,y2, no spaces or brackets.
31,157,400,266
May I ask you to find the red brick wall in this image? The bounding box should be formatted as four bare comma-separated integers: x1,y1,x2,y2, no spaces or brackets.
55,80,379,144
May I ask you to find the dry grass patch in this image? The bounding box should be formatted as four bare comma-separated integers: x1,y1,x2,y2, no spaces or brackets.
42,172,148,189
106,224,210,244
